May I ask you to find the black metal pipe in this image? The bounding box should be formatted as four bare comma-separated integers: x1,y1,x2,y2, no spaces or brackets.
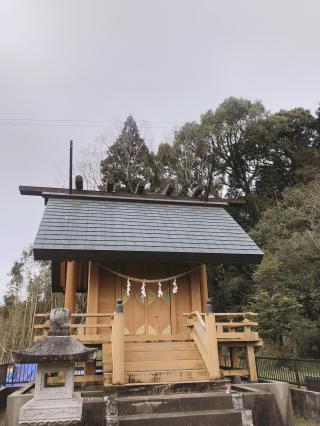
204,158,215,201
69,140,73,194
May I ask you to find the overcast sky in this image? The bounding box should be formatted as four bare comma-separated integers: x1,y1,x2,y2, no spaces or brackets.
0,0,319,300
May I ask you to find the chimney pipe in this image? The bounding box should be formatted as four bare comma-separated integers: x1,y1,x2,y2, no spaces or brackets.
106,178,115,193
135,180,145,194
69,140,73,194
75,175,83,191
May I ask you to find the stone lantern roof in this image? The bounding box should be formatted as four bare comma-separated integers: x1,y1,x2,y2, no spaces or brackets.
12,308,96,363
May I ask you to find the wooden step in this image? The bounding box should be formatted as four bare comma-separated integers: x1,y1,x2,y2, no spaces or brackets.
125,359,206,373
125,341,196,352
125,350,201,362
103,340,209,384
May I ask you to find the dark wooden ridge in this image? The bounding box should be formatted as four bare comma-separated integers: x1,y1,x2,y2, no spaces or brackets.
19,185,246,207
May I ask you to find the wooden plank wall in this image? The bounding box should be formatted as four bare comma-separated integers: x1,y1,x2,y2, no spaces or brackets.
89,261,204,338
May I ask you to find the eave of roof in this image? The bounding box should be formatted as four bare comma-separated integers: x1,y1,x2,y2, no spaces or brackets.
19,185,246,208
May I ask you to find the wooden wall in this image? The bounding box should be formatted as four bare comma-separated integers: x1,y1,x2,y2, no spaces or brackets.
85,261,206,338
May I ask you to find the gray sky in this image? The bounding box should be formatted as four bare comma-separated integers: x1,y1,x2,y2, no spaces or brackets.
0,0,319,300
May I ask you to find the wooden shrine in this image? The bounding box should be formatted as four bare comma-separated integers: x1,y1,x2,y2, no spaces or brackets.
20,183,263,387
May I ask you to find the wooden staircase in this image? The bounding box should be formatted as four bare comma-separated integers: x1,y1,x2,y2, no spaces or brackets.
103,340,209,385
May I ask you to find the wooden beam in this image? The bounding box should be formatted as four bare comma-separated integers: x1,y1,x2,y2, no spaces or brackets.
86,262,99,335
200,264,208,312
20,185,246,205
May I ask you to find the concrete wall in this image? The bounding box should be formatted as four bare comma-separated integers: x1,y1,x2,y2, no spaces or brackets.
6,384,33,426
291,387,320,421
233,381,294,426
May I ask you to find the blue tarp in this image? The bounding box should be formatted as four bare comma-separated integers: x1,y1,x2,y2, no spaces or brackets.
5,364,37,387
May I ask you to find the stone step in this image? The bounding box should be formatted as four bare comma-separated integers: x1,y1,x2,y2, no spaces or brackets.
126,368,209,384
119,409,243,426
117,391,233,415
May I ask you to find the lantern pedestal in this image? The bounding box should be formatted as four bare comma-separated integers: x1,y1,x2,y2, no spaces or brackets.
12,309,96,426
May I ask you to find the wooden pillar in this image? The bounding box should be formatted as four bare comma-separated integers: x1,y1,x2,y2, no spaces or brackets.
246,344,258,382
205,313,221,380
84,361,96,376
218,347,224,367
64,261,79,334
190,267,202,312
86,262,99,335
112,300,125,384
200,264,209,312
231,347,239,369
243,315,258,381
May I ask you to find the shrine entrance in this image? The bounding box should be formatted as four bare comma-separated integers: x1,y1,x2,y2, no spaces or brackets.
121,263,173,337
122,281,172,336
96,261,202,339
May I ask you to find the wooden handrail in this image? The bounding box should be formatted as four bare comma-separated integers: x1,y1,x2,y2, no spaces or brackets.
34,323,112,329
71,313,113,318
215,322,258,328
34,312,113,318
183,311,257,318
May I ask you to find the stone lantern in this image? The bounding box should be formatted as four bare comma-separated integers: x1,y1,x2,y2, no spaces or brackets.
12,308,96,425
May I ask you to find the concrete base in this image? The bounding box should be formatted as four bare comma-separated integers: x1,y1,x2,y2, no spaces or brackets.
291,387,320,421
232,380,294,426
105,379,229,397
19,395,82,425
7,385,34,426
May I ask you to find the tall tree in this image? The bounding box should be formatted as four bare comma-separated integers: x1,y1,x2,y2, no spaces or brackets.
253,108,320,209
250,178,320,356
201,97,267,195
100,115,153,193
155,123,221,196
201,97,268,223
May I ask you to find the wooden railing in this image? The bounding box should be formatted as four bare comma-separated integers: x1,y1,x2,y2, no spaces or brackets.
184,311,262,381
33,307,125,385
33,312,113,338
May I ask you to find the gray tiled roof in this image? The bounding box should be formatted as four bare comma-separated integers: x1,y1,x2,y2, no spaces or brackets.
33,196,263,264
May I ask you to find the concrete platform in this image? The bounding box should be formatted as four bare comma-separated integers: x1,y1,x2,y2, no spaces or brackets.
105,379,229,397
119,409,243,426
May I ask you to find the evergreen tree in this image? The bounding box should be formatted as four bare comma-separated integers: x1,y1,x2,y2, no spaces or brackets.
100,115,153,193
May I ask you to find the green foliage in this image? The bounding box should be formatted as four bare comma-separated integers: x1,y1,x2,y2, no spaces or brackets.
254,108,320,209
250,179,320,356
201,97,267,198
100,115,154,193
0,247,52,362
